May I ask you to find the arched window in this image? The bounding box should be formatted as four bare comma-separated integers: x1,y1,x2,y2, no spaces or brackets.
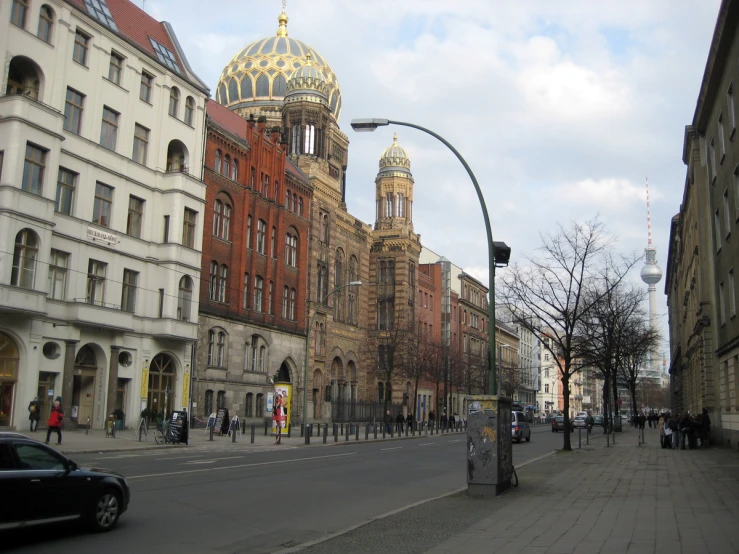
282,286,289,318
397,193,405,217
273,74,286,96
231,159,238,181
218,84,227,105
166,140,188,172
334,249,344,321
254,276,264,312
217,391,226,410
314,321,321,354
11,229,38,289
6,56,42,100
185,96,195,126
245,393,254,417
228,78,238,104
207,330,215,365
256,394,264,416
204,389,213,416
168,87,180,117
11,0,29,29
348,256,358,325
223,155,230,177
221,203,231,240
285,232,297,267
219,265,228,303
385,193,394,218
214,150,222,174
290,288,296,320
177,275,193,321
256,74,269,97
217,331,226,366
37,5,54,43
304,124,315,154
257,219,266,254
240,76,253,99
209,261,218,300
213,200,222,237
259,346,265,372
290,125,300,155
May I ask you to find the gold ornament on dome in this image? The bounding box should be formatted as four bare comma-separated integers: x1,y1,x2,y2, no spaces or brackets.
379,133,411,171
216,9,341,120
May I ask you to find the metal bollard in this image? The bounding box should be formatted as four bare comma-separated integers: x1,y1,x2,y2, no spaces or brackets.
345,423,350,441
86,417,90,435
306,423,311,445
578,428,582,449
210,424,214,441
287,424,291,438
264,420,269,436
425,423,428,436
340,423,344,436
251,424,255,444
374,423,378,439
334,423,338,443
232,425,236,443
382,422,386,438
323,423,327,443
390,424,394,438
356,424,359,441
300,423,304,438
365,423,369,440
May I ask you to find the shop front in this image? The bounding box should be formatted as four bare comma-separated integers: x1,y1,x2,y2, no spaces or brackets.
147,353,177,423
0,331,19,427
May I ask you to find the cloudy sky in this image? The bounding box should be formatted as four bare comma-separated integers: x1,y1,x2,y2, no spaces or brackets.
142,0,720,353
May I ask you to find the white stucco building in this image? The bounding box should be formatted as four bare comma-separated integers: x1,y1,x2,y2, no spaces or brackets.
0,0,208,430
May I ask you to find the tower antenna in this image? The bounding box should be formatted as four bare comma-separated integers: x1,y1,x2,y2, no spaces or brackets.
646,177,653,248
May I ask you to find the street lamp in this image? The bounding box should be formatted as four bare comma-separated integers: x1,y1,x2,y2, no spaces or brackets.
303,281,362,444
350,118,510,396
351,118,511,496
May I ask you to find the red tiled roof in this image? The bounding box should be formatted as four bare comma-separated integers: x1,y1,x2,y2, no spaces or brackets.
64,0,183,75
206,99,248,139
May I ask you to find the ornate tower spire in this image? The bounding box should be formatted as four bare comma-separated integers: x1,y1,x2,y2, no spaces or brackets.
277,2,288,37
375,134,414,231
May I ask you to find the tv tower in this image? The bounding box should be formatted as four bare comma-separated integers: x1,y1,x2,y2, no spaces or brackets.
640,178,662,382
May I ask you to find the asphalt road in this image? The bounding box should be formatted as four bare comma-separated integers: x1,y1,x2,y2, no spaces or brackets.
5,425,599,553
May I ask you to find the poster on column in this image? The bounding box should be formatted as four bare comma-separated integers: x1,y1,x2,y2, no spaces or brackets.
181,371,190,410
271,384,291,434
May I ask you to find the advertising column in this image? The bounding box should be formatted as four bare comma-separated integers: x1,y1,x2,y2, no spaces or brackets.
272,383,292,434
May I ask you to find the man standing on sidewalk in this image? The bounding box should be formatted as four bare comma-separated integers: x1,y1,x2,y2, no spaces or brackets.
700,408,711,448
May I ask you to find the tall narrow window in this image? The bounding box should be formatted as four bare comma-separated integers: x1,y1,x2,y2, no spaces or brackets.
86,259,107,306
264,175,269,198
185,96,195,126
271,227,276,258
163,215,170,243
254,276,264,312
178,276,192,321
47,249,68,300
213,200,222,237
209,261,217,301
207,331,215,365
397,193,405,217
282,286,289,318
286,190,291,210
11,0,29,28
93,182,113,227
290,288,296,320
182,208,196,248
251,342,258,372
133,124,149,165
215,150,222,174
217,333,226,366
22,143,46,195
257,220,266,254
140,72,153,103
100,106,119,150
268,281,273,315
243,273,249,309
298,197,303,216
285,233,297,267
127,196,144,238
231,159,238,181
729,268,736,319
121,269,138,313
56,168,76,215
304,124,315,154
259,346,265,372
719,113,726,162
715,209,722,252
223,155,230,178
246,215,252,248
709,138,717,183
720,281,726,325
73,29,90,66
37,5,54,44
245,393,253,417
222,203,231,240
169,87,180,117
219,265,228,303
724,189,731,236
108,51,124,85
11,229,38,289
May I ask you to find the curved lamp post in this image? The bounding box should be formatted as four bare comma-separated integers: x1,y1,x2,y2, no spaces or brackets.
350,118,509,396
303,281,362,443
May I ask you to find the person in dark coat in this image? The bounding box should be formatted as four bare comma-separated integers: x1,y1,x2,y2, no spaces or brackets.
45,400,64,445
384,410,393,434
700,408,711,447
395,412,404,434
28,396,41,432
406,412,414,432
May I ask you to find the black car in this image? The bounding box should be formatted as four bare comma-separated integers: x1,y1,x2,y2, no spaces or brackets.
0,432,130,531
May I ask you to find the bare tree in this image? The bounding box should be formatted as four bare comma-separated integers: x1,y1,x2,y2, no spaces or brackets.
396,322,438,420
618,320,660,417
500,363,522,398
499,217,638,451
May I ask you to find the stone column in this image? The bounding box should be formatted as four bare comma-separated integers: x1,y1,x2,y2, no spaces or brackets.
61,340,79,416
107,346,121,423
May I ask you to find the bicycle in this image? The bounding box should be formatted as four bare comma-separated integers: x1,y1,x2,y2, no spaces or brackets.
154,420,172,445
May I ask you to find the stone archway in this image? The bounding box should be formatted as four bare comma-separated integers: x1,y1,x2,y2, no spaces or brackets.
148,353,177,422
277,360,291,382
73,343,106,427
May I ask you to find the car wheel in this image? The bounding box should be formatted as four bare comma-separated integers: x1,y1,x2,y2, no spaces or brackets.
525,433,531,442
90,490,121,532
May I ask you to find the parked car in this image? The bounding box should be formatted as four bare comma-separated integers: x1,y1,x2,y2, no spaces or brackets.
592,415,604,427
0,432,130,531
572,416,587,429
511,411,531,443
551,416,573,432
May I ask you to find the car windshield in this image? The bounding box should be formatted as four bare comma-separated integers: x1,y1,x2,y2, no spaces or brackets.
555,417,563,422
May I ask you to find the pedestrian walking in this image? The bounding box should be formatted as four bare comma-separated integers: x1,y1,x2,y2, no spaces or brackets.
679,412,691,450
45,400,64,445
669,413,679,449
700,408,711,448
384,410,393,434
406,412,414,432
28,396,41,432
273,393,283,444
395,412,404,434
657,413,666,448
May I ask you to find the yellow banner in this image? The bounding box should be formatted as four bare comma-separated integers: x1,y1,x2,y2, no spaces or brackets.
182,372,190,409
140,361,149,398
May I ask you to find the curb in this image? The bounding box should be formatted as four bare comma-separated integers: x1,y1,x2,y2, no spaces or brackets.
273,449,558,554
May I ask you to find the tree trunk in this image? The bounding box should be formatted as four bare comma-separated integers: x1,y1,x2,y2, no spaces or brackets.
562,373,572,451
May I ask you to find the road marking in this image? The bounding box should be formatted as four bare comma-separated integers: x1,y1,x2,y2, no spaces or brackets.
183,460,217,464
127,451,358,480
381,447,402,451
418,443,435,446
447,439,462,443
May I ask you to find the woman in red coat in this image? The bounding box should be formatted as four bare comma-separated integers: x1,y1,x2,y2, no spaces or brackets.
45,400,64,445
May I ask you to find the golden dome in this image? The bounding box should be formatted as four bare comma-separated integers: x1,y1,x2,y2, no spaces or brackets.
285,54,329,104
216,10,341,120
379,134,411,176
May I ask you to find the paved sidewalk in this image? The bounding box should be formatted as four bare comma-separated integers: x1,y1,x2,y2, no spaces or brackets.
293,427,739,554
12,421,466,455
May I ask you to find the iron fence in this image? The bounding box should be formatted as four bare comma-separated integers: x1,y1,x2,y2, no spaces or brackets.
330,400,405,423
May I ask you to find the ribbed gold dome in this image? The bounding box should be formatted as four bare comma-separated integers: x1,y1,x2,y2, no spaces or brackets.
379,134,411,175
216,10,341,120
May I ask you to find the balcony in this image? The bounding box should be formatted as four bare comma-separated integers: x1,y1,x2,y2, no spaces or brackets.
0,284,47,315
0,93,64,137
139,317,198,341
0,186,56,225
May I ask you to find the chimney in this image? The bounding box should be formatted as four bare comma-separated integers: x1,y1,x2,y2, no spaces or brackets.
257,115,267,134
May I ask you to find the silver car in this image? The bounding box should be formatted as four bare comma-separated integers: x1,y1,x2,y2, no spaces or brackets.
572,416,587,429
511,411,531,443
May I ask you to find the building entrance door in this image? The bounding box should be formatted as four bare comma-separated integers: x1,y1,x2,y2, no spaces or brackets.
72,345,98,425
0,332,19,427
36,372,57,425
147,354,175,423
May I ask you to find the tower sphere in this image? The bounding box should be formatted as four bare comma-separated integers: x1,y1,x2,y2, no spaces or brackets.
640,262,663,285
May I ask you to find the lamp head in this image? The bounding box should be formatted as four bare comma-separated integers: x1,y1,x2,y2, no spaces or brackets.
349,280,363,286
350,119,389,132
493,241,511,267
